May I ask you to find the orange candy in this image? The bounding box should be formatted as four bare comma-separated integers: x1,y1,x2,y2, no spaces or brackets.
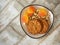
38,8,48,18
21,14,28,23
26,6,36,16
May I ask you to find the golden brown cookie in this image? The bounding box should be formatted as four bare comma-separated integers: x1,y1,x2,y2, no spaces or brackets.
26,19,43,35
39,19,49,34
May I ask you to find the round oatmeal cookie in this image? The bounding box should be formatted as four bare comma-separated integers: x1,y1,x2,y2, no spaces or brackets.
39,19,49,34
26,19,43,35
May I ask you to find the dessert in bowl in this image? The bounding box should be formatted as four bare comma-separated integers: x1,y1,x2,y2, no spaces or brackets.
20,4,53,39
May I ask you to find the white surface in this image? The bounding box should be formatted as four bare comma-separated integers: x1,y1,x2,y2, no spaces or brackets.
0,0,60,45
